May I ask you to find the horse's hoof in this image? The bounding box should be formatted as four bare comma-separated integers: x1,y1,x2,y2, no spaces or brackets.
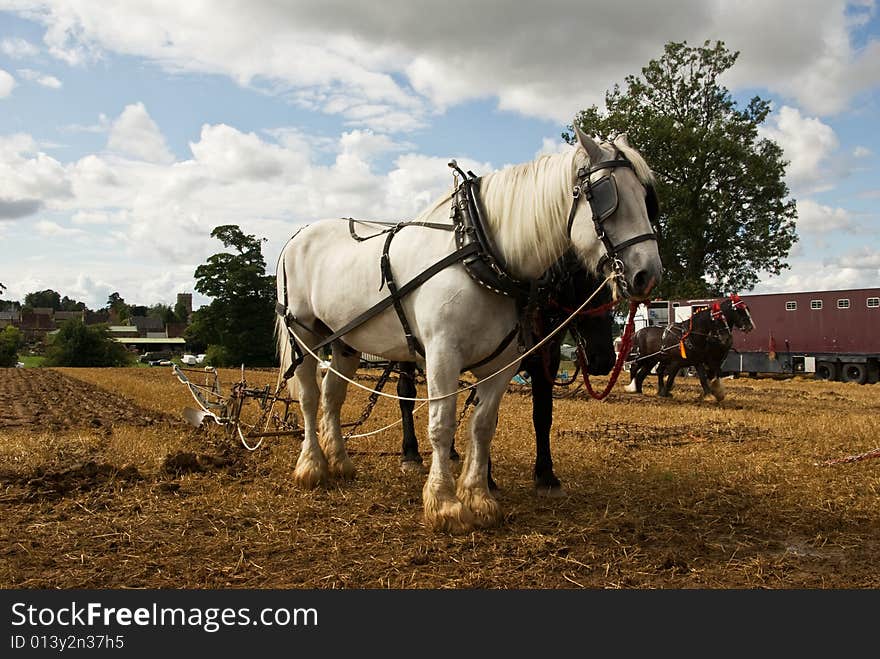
400,460,425,475
328,456,355,480
423,500,476,535
293,462,328,489
535,485,566,498
457,488,502,528
624,380,638,393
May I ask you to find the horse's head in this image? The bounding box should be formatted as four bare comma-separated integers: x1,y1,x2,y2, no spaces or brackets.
568,126,663,302
722,294,755,332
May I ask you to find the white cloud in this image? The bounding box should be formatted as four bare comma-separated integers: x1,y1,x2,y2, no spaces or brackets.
35,220,84,237
9,0,872,127
0,69,16,98
107,103,175,164
189,123,292,181
1,37,40,59
795,199,855,234
63,113,111,134
0,133,73,206
535,137,571,158
853,146,872,158
16,68,62,88
759,106,839,193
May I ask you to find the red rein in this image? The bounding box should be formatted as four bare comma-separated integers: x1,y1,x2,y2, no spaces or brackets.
578,301,639,400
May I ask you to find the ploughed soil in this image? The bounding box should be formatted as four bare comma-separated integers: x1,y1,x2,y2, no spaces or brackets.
1,366,879,589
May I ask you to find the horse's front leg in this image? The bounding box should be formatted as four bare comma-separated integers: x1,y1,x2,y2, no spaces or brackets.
318,343,359,480
398,362,424,474
293,352,330,488
660,364,679,397
456,363,515,528
422,356,474,534
705,361,727,402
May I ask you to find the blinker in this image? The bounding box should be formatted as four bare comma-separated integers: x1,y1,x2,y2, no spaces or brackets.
588,175,619,223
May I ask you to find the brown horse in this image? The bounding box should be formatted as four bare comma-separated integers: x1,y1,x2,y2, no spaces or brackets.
625,295,754,400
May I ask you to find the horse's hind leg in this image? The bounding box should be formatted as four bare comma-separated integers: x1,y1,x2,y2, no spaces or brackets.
293,352,330,489
319,343,359,480
398,362,425,474
422,356,475,534
695,365,711,400
456,365,513,527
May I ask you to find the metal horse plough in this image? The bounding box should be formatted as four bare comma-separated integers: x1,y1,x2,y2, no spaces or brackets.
172,362,394,449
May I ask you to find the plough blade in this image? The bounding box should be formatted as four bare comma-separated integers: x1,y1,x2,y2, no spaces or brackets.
183,407,214,428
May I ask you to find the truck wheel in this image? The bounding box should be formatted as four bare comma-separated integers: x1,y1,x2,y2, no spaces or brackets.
841,363,868,385
815,361,837,381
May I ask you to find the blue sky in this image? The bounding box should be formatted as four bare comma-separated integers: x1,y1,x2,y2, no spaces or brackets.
1,0,878,311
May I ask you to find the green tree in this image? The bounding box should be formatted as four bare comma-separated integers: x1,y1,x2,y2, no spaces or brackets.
187,225,276,366
59,295,88,311
0,325,23,367
44,320,132,367
24,289,62,310
173,297,191,324
149,303,178,325
106,292,130,323
566,40,798,298
0,281,20,312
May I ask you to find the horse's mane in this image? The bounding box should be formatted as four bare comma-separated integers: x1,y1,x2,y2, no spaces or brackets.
414,135,654,280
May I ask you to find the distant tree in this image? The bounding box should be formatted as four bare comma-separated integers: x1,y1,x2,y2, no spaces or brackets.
128,304,150,318
565,40,798,298
44,320,132,367
187,225,276,366
106,292,130,323
25,289,62,310
173,297,191,324
0,325,23,367
149,303,178,325
59,295,88,311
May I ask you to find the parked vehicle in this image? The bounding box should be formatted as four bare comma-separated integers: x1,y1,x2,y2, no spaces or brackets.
139,350,173,364
632,288,880,384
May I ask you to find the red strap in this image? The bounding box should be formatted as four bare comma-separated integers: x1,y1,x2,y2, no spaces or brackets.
579,301,638,400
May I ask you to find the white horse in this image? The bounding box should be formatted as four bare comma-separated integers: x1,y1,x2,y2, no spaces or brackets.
275,127,662,533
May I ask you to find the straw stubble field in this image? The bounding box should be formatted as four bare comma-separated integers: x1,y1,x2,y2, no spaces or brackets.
1,365,878,589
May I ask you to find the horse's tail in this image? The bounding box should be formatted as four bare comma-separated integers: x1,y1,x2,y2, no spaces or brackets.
274,238,302,393
275,311,292,391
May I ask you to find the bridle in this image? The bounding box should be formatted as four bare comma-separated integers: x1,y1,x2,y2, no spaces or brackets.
565,153,658,291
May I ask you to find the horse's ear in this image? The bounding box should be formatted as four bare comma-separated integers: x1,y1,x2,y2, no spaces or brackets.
573,124,603,163
615,133,632,149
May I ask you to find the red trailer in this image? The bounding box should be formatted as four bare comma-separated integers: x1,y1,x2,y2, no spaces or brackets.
723,288,880,384
631,288,880,384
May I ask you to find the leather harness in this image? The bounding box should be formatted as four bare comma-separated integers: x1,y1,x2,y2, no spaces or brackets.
276,152,657,379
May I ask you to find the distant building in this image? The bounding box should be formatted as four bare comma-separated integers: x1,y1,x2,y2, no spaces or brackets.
130,315,165,335
108,325,140,339
54,310,85,324
0,309,21,328
20,309,55,341
166,322,188,338
84,310,111,325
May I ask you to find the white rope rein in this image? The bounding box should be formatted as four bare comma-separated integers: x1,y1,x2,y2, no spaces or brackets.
283,274,617,404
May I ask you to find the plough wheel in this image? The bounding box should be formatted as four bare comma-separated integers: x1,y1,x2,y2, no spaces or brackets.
226,387,300,446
